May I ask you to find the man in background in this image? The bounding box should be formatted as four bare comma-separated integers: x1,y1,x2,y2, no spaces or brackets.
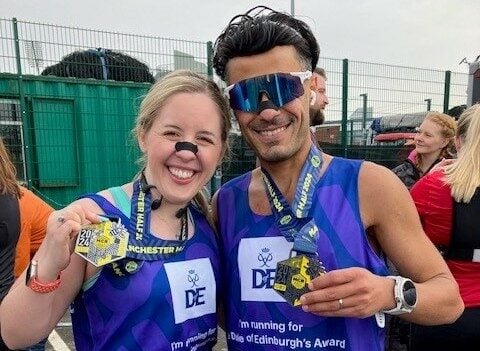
309,67,329,126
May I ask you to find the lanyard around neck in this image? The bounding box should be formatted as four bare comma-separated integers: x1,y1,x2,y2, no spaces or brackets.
261,146,323,255
129,178,188,260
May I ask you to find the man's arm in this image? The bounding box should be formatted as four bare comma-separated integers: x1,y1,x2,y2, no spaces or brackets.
361,161,463,323
300,161,463,324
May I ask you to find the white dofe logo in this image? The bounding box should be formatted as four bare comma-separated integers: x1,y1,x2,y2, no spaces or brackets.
164,257,216,323
238,237,292,302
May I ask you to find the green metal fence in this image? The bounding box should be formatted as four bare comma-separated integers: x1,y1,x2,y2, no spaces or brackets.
0,18,212,206
0,17,469,206
223,59,468,181
0,18,211,78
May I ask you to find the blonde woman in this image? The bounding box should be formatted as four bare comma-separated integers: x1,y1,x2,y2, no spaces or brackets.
1,70,231,351
393,111,456,189
410,104,480,350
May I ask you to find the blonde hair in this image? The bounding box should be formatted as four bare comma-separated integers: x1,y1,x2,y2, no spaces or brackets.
0,136,21,197
132,70,232,223
416,111,456,171
444,104,480,203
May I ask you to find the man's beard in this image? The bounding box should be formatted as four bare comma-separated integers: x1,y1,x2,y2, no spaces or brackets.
309,107,325,126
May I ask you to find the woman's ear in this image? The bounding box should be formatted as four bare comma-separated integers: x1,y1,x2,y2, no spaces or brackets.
138,130,147,153
218,145,227,166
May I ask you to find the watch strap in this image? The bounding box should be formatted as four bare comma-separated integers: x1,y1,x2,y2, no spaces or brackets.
26,259,61,293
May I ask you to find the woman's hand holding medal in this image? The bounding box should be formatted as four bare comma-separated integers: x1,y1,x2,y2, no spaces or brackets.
39,204,101,277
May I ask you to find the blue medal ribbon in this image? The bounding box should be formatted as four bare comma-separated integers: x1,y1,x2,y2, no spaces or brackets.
261,146,323,256
127,179,188,261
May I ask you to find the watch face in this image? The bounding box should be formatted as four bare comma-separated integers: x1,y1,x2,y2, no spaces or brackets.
403,280,417,307
25,262,32,285
25,260,37,286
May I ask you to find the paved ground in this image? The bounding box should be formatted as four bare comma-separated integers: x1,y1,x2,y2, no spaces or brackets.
45,313,227,350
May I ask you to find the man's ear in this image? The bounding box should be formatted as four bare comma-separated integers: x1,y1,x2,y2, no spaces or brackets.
310,90,317,106
310,74,318,91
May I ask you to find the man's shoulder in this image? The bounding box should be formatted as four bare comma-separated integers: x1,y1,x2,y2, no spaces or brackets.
358,160,406,196
321,154,364,175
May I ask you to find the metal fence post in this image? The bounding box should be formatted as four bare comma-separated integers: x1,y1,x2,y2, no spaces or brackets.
360,93,368,146
424,98,432,111
12,17,34,188
341,59,349,157
206,41,213,79
349,120,353,145
443,70,451,113
205,40,222,193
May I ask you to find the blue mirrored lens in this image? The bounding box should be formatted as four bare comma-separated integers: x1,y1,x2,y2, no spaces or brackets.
228,73,305,112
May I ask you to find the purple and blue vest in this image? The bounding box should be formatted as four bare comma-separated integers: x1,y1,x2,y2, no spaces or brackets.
71,189,220,351
217,157,388,351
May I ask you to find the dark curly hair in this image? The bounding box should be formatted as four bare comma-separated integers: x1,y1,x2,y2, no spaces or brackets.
213,6,319,81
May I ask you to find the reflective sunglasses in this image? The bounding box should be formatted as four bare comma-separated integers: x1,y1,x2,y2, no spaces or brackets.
224,71,312,112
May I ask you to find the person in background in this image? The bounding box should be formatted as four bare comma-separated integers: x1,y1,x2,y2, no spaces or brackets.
15,186,53,351
309,67,329,127
212,6,463,351
15,187,53,283
0,136,22,351
0,136,53,351
392,111,456,189
0,70,231,351
388,111,455,350
409,104,480,350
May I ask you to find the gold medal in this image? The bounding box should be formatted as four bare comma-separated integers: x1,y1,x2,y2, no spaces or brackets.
75,219,128,267
273,254,326,306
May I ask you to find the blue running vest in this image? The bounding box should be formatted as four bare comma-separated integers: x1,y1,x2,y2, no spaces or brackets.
217,157,388,351
71,189,220,351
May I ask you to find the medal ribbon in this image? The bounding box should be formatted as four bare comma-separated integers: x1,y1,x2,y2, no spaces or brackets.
128,178,188,260
261,145,323,255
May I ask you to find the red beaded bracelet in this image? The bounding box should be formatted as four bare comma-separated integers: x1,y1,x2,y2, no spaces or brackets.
28,276,61,293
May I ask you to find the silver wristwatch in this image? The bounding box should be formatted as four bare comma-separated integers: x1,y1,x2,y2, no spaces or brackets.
383,276,417,315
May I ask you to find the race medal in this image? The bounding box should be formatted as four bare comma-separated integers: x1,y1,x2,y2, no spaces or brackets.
75,219,129,267
273,254,326,306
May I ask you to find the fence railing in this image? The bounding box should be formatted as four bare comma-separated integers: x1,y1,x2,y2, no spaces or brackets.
0,18,211,79
0,17,470,205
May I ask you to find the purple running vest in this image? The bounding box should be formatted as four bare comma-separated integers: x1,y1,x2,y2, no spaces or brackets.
71,192,220,351
217,157,388,351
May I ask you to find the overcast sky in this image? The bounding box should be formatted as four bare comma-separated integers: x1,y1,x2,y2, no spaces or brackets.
1,0,479,72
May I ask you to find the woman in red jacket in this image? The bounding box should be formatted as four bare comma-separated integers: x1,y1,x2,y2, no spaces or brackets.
410,103,480,350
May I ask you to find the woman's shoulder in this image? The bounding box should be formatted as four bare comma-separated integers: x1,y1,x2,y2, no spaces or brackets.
97,183,132,201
